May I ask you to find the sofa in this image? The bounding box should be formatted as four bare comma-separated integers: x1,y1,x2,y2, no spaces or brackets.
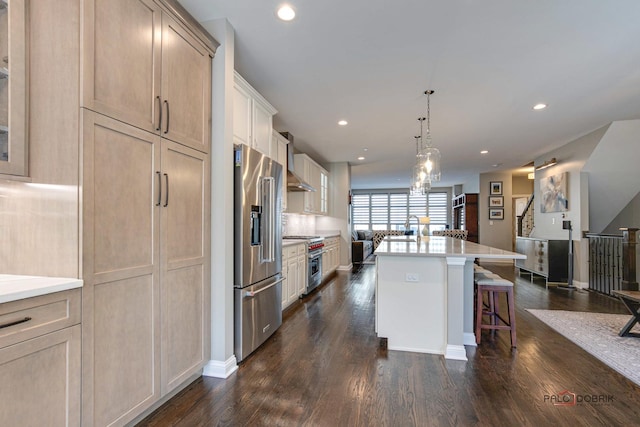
352,230,374,264
351,229,409,263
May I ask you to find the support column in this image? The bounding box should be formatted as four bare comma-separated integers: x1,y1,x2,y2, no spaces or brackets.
445,256,468,361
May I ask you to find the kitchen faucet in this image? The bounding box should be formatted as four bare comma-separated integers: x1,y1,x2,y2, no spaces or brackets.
405,215,421,241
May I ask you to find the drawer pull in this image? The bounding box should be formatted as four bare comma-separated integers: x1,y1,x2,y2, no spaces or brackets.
0,316,32,330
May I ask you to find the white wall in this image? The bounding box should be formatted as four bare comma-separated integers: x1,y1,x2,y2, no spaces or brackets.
200,18,237,378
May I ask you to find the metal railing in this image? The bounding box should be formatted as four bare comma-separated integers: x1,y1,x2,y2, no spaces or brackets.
516,194,535,237
586,233,623,295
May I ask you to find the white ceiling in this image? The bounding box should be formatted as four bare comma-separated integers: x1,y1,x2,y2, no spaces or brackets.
179,0,640,189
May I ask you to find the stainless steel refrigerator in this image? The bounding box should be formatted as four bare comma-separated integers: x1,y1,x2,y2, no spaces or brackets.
234,144,283,362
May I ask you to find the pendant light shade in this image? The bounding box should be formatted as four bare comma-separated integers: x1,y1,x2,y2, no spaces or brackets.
410,90,442,195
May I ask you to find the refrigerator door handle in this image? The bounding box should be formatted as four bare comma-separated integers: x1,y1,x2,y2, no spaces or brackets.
260,176,276,263
244,278,284,298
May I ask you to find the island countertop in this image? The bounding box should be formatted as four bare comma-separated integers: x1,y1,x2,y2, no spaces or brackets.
0,275,83,304
375,236,526,260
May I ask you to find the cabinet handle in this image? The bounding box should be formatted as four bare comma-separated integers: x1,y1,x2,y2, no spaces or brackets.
156,171,162,206
156,96,162,131
163,173,169,207
0,316,32,330
164,100,170,134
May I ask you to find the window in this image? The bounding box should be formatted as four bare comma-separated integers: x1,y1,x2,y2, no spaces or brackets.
351,190,450,232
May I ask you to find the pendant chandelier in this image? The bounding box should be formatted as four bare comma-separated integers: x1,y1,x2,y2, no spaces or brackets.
410,90,441,195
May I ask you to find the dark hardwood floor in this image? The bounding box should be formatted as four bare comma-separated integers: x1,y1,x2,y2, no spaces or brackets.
138,263,640,426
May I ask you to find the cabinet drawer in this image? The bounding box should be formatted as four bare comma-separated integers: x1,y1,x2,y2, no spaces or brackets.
284,246,297,260
0,289,81,350
296,244,306,256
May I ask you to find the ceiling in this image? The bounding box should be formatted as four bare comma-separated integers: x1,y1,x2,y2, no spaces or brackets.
179,0,640,189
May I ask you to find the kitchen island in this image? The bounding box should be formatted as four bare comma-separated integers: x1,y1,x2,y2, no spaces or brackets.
374,236,525,361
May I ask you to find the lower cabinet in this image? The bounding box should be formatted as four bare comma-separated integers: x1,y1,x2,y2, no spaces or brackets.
0,290,82,427
282,243,307,309
322,236,340,279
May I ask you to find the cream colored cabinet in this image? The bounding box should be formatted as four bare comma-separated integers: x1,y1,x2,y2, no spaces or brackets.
271,130,288,211
82,104,210,425
322,237,340,279
0,0,29,177
0,289,82,427
233,71,277,156
288,154,329,215
83,0,213,153
297,251,307,296
282,243,305,309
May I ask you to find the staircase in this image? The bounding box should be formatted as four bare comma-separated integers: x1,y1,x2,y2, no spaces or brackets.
517,194,535,237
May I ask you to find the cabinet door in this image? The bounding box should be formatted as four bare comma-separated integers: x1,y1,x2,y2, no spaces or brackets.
160,139,209,394
82,111,161,427
281,262,289,309
277,138,288,211
287,257,299,305
161,13,211,153
252,100,272,155
0,325,81,427
233,83,251,146
297,255,306,296
83,0,162,135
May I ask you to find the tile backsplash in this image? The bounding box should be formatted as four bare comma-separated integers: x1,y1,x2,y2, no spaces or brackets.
282,213,316,236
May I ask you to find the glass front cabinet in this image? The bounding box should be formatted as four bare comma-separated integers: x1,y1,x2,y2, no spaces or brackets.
0,0,28,177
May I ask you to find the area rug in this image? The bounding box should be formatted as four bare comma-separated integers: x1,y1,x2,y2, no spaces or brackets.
527,309,640,387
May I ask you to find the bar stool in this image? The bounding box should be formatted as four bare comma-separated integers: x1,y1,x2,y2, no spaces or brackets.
475,276,517,347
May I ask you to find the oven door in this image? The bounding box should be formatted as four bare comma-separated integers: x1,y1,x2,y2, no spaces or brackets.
307,251,323,293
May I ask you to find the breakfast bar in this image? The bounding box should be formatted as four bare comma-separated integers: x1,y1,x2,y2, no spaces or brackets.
374,236,526,361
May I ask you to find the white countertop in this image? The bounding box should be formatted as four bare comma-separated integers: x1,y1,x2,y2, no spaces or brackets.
283,239,307,247
375,236,526,260
0,275,83,304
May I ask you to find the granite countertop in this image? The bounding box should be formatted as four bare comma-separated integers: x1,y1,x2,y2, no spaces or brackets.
0,275,83,304
375,236,526,260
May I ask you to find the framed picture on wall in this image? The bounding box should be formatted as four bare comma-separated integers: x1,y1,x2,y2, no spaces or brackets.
489,208,504,220
490,181,503,195
489,196,504,207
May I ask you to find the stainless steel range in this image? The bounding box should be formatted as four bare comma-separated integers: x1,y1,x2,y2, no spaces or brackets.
283,236,325,294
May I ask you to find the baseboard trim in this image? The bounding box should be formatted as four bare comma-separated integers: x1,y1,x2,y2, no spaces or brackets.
463,332,477,347
202,356,238,378
337,263,353,271
445,344,468,361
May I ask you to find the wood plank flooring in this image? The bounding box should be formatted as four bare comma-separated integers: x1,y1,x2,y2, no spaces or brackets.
138,263,640,426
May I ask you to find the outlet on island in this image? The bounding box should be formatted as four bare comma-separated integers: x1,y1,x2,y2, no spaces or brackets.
405,273,419,282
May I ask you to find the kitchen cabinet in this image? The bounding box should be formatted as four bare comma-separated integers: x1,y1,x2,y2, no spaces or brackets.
0,289,81,427
515,236,569,286
83,110,210,425
271,130,288,211
452,193,478,243
282,242,305,309
288,154,329,215
322,236,340,279
233,71,277,156
83,0,213,154
0,0,29,177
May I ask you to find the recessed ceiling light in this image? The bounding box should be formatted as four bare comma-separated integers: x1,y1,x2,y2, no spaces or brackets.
533,103,547,110
277,5,295,21
338,120,348,126
357,156,365,160
480,150,489,154
363,148,368,151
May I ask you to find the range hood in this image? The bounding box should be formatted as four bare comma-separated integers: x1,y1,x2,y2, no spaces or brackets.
280,132,315,192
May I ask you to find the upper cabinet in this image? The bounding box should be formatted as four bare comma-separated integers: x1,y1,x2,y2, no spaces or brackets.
233,71,276,156
83,0,213,153
288,153,329,215
0,0,28,177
